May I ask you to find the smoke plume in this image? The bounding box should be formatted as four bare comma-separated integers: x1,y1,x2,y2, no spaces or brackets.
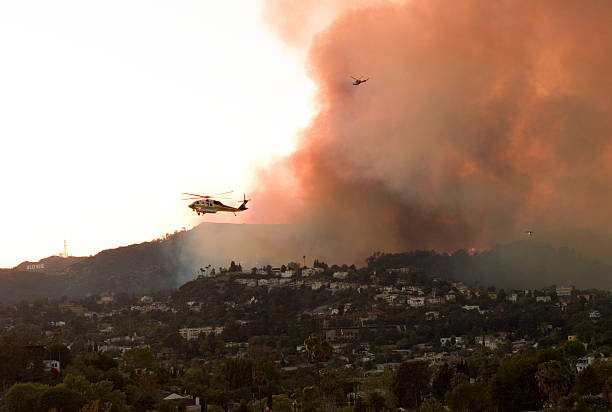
250,0,612,265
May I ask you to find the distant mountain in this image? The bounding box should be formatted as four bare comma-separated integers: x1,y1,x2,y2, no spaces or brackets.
0,224,610,303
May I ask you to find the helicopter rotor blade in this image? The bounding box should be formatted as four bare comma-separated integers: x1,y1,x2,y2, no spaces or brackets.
181,190,234,199
181,192,212,198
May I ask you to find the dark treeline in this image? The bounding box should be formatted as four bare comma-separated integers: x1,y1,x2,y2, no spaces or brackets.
366,241,612,290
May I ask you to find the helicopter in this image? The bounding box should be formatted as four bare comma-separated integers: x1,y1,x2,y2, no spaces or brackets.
182,191,250,216
351,75,369,85
525,230,535,237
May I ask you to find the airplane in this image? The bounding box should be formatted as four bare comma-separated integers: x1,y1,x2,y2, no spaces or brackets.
351,75,369,85
182,191,250,216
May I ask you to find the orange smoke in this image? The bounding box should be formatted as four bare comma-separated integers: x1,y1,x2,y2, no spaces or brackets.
251,0,612,264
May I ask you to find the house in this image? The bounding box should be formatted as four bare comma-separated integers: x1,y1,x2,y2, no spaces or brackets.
373,362,401,373
140,296,153,304
480,335,505,350
307,280,325,290
97,293,115,304
408,296,425,308
58,302,85,316
333,271,349,279
161,392,202,412
384,294,400,305
281,270,296,278
425,311,440,320
512,339,535,351
452,282,470,296
440,336,464,347
179,326,224,340
324,327,360,342
575,357,594,372
425,296,444,306
440,337,454,346
44,360,61,373
404,286,424,295
589,310,601,319
387,267,414,274
536,296,551,303
567,335,579,342
556,286,574,297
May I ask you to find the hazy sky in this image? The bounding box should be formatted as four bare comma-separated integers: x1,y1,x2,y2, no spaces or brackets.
0,1,316,267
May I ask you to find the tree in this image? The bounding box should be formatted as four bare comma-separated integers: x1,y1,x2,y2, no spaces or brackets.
181,366,210,401
303,335,333,384
367,391,386,412
573,365,600,395
4,382,47,412
229,261,242,273
419,397,445,412
489,353,542,412
81,399,111,412
299,386,322,412
557,393,610,412
287,261,301,271
313,259,328,270
561,340,587,359
63,374,128,412
432,363,453,400
38,384,84,412
120,348,156,378
535,360,574,405
47,342,73,371
271,394,293,412
222,357,253,390
445,382,490,412
207,332,217,354
0,336,28,387
393,361,431,409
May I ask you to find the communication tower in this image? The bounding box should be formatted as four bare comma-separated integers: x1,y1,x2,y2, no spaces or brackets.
61,239,69,258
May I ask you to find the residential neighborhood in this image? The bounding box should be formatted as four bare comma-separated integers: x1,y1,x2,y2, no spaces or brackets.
0,256,610,411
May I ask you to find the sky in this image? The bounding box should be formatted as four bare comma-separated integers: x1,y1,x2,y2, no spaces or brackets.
0,1,316,267
4,0,612,270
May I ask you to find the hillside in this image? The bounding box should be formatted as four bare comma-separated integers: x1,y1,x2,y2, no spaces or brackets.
0,223,291,303
0,224,611,303
13,255,86,274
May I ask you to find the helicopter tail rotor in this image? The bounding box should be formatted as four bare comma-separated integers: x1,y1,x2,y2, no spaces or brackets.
238,194,251,211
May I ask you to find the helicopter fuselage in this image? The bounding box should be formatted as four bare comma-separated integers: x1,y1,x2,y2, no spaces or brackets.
189,198,247,215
